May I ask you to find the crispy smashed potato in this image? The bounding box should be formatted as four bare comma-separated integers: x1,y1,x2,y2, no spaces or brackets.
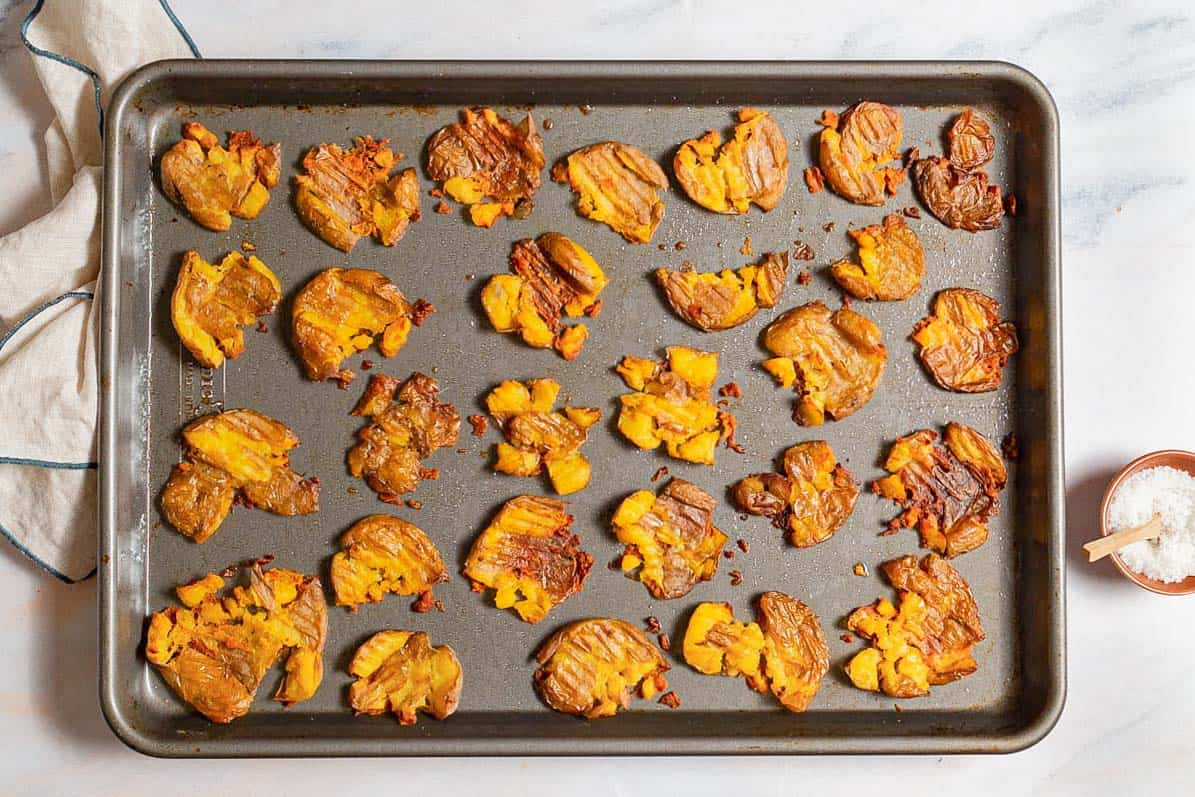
482,233,608,359
947,109,996,171
615,346,728,464
485,379,600,495
294,136,419,252
760,302,887,426
145,564,326,723
683,593,829,712
171,250,281,368
160,123,281,231
913,155,1003,231
612,478,727,599
292,268,420,385
426,107,545,226
347,373,460,504
464,495,593,623
913,288,1019,392
534,618,669,718
830,214,924,301
731,440,858,547
160,410,319,543
873,423,1007,557
818,102,903,205
673,108,788,214
552,142,668,243
656,252,788,331
846,554,985,698
348,630,462,725
330,515,447,611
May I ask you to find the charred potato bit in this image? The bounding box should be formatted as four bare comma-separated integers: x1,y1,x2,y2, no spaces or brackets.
846,554,985,698
292,268,420,385
913,288,1019,393
330,514,448,610
145,564,327,723
485,379,601,495
612,478,727,599
426,107,544,225
160,410,319,543
464,496,592,623
160,123,281,231
731,441,858,547
830,214,925,301
673,108,788,214
947,108,996,172
615,346,728,464
348,630,462,725
683,593,829,712
534,618,669,718
481,234,608,359
873,423,1007,557
171,250,281,369
347,373,460,503
818,102,903,206
655,252,788,331
760,302,887,426
294,136,419,252
552,142,668,243
912,156,1003,232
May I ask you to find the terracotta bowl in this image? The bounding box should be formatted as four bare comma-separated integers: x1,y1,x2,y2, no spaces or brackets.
1099,450,1195,595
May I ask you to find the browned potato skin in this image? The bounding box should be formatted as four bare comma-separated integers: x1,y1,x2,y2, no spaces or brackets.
746,592,830,712
818,102,902,206
913,156,1003,231
947,109,996,171
159,409,319,543
171,250,281,369
348,630,462,725
830,214,925,301
160,124,281,231
553,142,668,243
330,515,448,610
426,107,545,204
673,108,789,214
347,373,460,503
657,252,788,331
534,618,669,718
913,288,1019,393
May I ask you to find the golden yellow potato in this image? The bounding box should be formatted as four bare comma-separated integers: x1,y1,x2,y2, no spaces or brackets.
673,108,788,213
912,288,1018,392
160,123,281,231
171,250,281,369
831,213,924,301
330,515,448,611
348,630,462,725
552,141,668,243
656,252,788,331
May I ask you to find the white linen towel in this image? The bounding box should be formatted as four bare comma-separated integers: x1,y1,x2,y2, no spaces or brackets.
0,0,198,582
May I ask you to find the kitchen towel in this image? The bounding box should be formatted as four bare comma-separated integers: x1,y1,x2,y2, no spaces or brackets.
0,0,198,582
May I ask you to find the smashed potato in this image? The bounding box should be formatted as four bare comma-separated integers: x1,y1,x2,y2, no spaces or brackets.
294,136,419,252
947,109,996,171
913,288,1018,392
292,268,421,385
655,252,788,331
160,123,281,231
873,423,1007,557
145,563,326,723
846,554,985,698
683,593,829,713
481,234,607,359
615,346,728,464
818,102,903,205
347,373,460,504
348,630,462,725
485,379,600,495
731,440,858,547
830,214,924,301
534,618,669,718
913,155,1003,231
673,108,788,214
612,478,727,599
464,495,592,623
171,250,281,369
552,142,668,243
330,514,448,611
426,107,545,226
160,410,319,543
760,302,887,426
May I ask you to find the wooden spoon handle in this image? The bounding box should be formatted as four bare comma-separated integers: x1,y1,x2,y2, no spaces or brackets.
1085,514,1164,562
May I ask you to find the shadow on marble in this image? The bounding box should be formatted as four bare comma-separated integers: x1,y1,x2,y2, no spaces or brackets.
1064,463,1132,585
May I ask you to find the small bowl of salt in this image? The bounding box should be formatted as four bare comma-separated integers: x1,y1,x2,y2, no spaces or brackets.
1100,450,1195,595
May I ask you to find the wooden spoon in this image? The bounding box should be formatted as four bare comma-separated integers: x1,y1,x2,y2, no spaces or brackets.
1085,514,1164,562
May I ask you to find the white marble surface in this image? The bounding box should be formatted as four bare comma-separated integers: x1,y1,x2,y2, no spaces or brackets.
2,0,1194,793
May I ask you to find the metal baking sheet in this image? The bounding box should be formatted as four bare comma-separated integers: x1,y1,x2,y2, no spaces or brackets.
99,60,1063,757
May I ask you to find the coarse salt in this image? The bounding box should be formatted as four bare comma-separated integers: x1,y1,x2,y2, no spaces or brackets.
1107,465,1195,583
